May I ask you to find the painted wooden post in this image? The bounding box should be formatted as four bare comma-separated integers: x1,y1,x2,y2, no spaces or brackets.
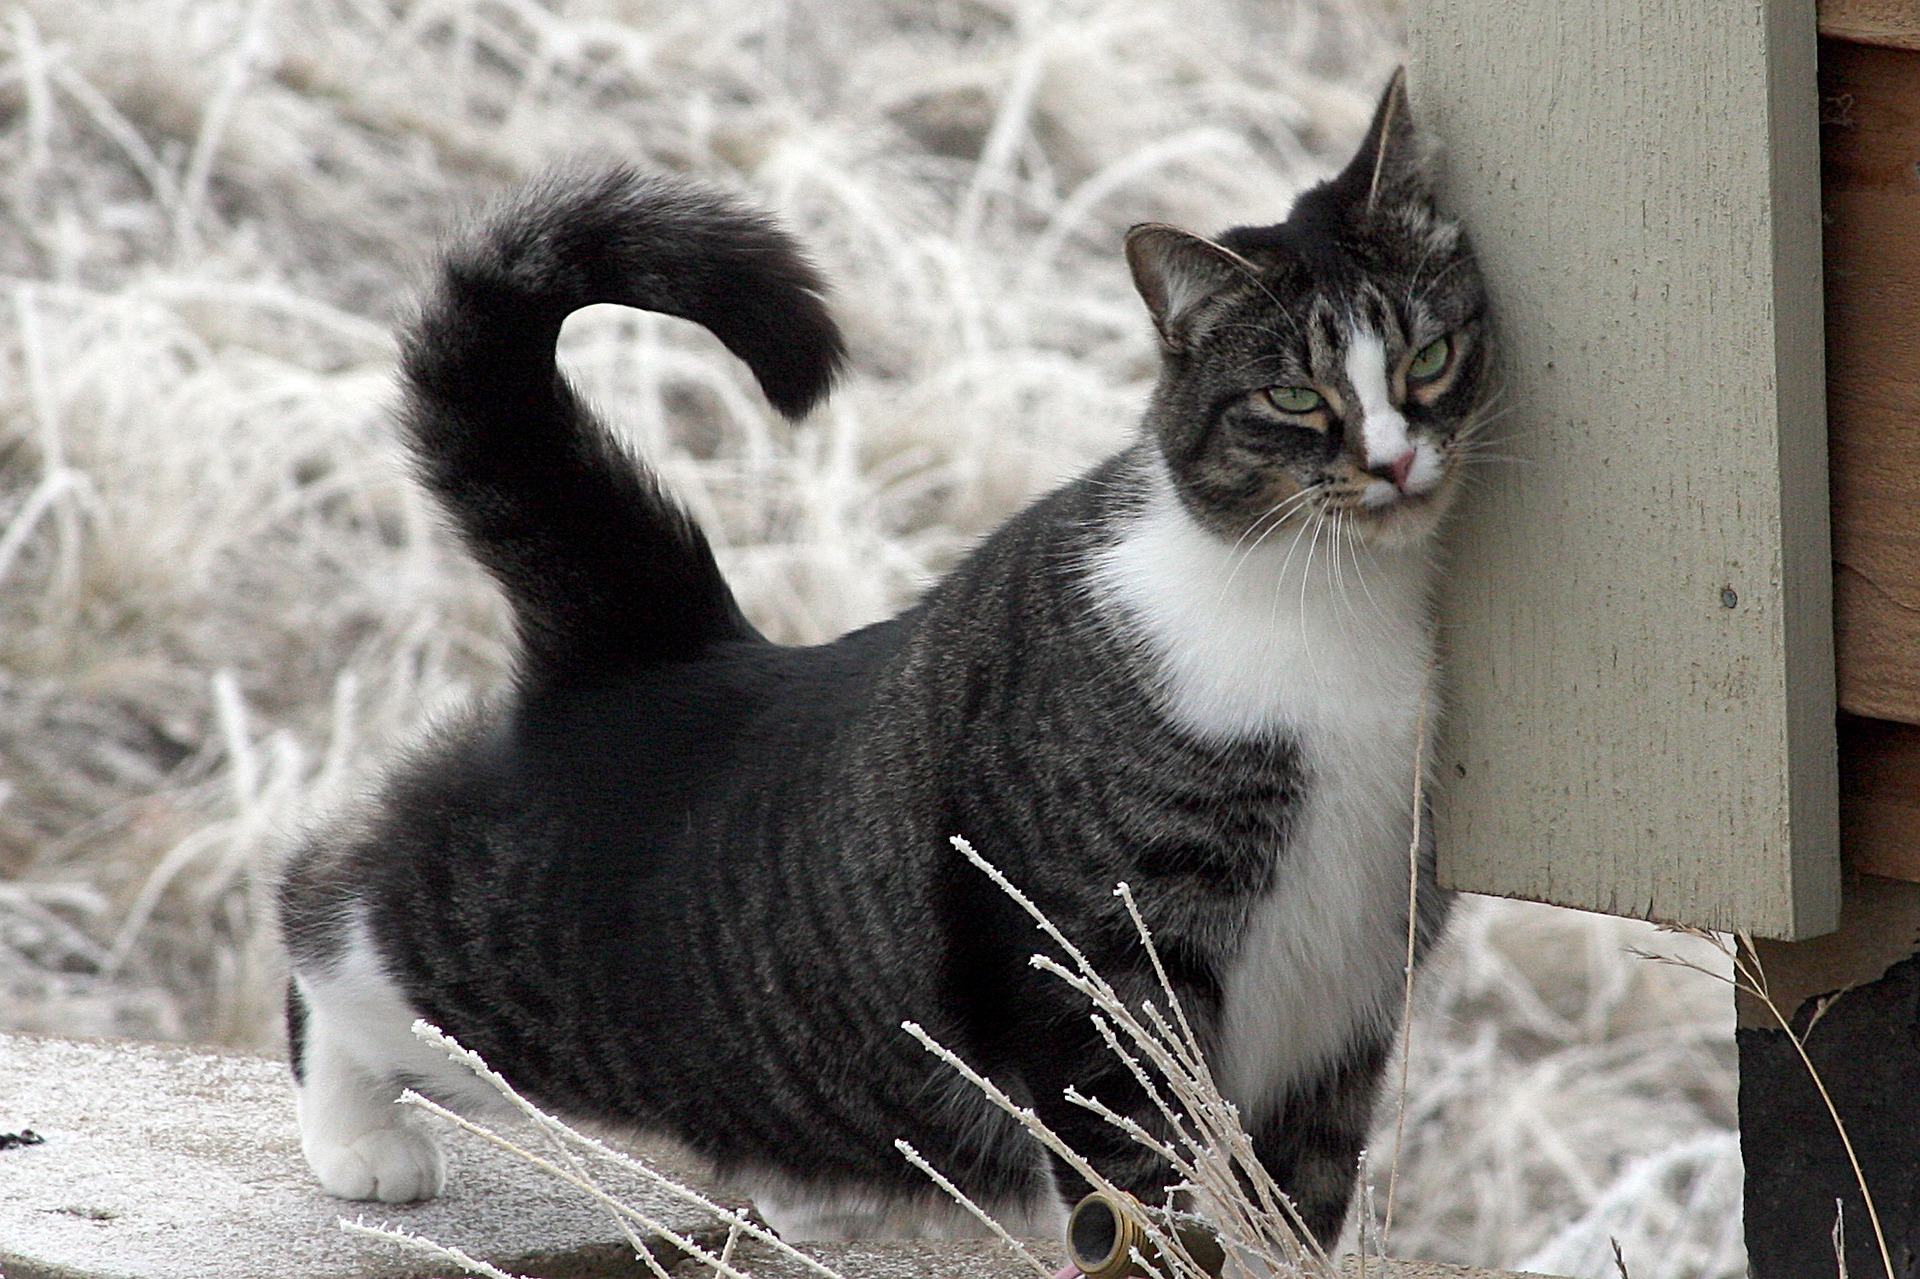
1407,0,1839,940
1409,1,1920,1273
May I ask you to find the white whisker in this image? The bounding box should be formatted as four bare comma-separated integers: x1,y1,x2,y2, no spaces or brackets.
1342,512,1386,625
1328,510,1358,634
1219,485,1322,605
1292,512,1327,674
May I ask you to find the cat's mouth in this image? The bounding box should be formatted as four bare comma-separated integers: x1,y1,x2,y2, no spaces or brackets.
1340,473,1458,544
1314,476,1441,515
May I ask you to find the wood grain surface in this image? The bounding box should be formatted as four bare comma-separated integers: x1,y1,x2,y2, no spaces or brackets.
1409,0,1839,938
1820,0,1920,52
1824,38,1920,723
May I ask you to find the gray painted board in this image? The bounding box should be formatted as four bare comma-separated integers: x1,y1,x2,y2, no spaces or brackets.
1408,0,1839,938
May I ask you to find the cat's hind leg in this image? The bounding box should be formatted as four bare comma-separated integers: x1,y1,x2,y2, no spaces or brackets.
287,920,475,1203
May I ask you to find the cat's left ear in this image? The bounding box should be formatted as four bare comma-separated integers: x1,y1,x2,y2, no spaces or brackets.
1331,68,1434,209
1125,224,1259,353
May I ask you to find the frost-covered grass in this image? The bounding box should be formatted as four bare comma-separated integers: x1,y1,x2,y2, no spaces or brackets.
0,1,1741,1274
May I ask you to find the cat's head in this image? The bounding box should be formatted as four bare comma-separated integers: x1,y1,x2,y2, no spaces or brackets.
1127,70,1491,550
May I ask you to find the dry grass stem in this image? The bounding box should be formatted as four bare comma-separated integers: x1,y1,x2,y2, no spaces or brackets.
922,836,1328,1277
396,1089,745,1279
398,1020,851,1279
337,1218,535,1279
1381,656,1431,1243
893,1139,1055,1279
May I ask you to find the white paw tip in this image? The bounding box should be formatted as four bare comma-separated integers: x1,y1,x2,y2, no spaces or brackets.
307,1126,446,1203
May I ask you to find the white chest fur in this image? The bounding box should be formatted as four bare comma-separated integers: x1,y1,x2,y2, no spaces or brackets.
1086,464,1434,1124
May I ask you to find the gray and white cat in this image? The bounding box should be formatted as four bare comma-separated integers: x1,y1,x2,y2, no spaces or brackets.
277,71,1489,1247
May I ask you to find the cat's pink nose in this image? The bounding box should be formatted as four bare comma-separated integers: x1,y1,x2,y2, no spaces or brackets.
1370,448,1416,491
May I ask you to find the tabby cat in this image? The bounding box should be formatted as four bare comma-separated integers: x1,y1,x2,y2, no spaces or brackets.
278,71,1489,1247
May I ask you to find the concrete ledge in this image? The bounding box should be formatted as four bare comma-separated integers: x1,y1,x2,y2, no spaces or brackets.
0,1032,1548,1279
0,1031,737,1279
677,1240,1548,1279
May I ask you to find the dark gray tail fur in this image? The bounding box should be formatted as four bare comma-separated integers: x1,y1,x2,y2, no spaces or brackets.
399,168,846,681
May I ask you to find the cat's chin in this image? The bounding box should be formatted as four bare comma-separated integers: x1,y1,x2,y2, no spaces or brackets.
1353,487,1456,550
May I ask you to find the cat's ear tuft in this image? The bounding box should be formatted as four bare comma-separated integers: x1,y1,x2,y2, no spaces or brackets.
1125,224,1258,353
1333,67,1435,210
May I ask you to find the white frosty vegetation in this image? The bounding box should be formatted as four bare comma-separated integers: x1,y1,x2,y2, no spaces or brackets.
908,837,1327,1276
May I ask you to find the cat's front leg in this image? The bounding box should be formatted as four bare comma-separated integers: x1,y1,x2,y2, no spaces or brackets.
1032,1072,1183,1220
1244,1034,1391,1250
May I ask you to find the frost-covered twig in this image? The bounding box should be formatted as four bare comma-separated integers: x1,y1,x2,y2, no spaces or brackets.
338,1217,535,1279
894,1139,1055,1279
916,839,1330,1276
384,1020,852,1279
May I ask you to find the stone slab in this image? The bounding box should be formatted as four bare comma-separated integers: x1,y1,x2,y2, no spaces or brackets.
679,1238,1549,1279
0,1031,1550,1279
672,1238,1067,1279
1329,1265,1552,1279
0,1031,741,1279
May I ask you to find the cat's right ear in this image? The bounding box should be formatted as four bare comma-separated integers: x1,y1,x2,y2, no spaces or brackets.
1125,224,1258,354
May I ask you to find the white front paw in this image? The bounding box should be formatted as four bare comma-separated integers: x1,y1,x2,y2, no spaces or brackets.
305,1125,446,1203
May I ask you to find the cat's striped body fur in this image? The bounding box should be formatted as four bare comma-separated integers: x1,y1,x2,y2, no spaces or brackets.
278,73,1488,1246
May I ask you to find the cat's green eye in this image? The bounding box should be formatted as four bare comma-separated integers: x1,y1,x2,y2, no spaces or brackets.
1264,386,1324,414
1408,337,1451,381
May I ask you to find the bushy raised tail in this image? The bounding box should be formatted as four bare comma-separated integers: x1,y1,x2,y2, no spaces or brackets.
400,168,846,681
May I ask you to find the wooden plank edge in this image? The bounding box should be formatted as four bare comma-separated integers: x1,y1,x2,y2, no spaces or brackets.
1770,0,1843,939
1820,0,1920,53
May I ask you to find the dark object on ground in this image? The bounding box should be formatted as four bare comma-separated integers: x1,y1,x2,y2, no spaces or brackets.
1067,1191,1228,1279
1740,952,1920,1278
0,1129,45,1150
